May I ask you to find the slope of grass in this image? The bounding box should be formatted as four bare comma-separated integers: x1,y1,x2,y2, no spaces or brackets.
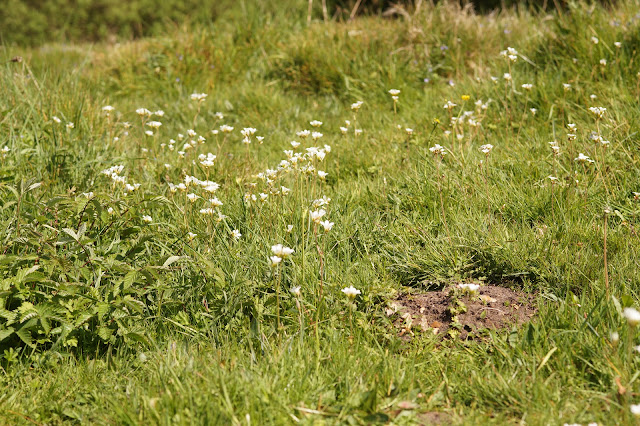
2,1,640,424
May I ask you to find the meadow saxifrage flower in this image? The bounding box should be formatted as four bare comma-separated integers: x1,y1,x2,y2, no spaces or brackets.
209,197,223,207
623,307,640,327
190,92,208,102
136,108,152,117
429,144,447,157
457,283,480,294
588,107,607,119
610,331,619,344
342,286,361,299
310,209,326,224
443,100,457,110
271,244,294,258
574,153,594,163
319,220,334,231
480,144,494,155
270,255,282,268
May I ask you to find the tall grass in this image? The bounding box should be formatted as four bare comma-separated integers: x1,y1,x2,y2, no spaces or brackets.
1,0,640,423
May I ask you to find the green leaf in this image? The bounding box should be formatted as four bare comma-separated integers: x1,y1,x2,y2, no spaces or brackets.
122,296,145,315
96,303,111,319
358,386,378,414
27,182,42,192
15,327,34,347
621,294,635,309
62,228,79,241
162,255,188,268
123,270,138,289
77,222,87,239
74,312,93,327
125,332,151,346
63,338,78,348
97,326,114,342
0,327,14,342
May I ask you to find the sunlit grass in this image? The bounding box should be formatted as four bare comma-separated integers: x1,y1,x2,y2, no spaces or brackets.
2,0,640,423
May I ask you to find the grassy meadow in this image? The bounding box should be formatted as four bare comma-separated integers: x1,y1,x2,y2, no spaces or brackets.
2,0,640,424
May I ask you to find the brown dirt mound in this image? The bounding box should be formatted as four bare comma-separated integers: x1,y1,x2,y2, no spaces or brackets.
388,285,537,340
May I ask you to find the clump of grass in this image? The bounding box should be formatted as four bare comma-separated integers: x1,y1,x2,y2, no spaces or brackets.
2,1,640,424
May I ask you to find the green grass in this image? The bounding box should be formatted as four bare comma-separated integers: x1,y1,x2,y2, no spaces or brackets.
2,0,640,424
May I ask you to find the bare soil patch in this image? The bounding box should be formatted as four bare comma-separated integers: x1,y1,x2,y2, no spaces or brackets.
389,285,537,340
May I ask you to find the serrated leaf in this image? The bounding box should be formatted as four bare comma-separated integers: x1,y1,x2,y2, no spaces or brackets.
15,327,34,347
40,315,51,334
125,332,151,346
74,312,93,327
77,222,87,239
97,326,114,341
96,303,111,319
62,228,78,241
20,311,37,323
123,270,137,288
123,296,145,314
17,265,41,284
22,271,45,284
0,327,14,342
0,308,17,323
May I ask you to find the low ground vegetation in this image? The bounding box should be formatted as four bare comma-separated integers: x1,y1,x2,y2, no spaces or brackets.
2,1,640,423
